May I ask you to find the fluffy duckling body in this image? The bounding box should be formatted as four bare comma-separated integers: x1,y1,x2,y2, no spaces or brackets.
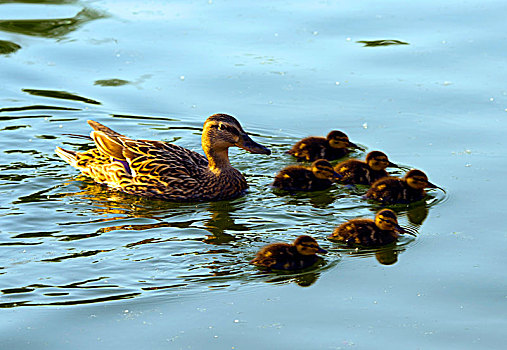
366,169,441,205
272,159,340,191
287,130,358,162
251,235,327,271
55,114,271,202
335,151,398,185
329,209,413,246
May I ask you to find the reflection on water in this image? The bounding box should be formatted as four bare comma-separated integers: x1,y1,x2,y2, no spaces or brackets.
94,79,130,87
0,39,21,54
0,7,106,38
22,89,101,105
357,39,409,47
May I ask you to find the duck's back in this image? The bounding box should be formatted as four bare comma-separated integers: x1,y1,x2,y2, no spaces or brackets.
330,219,397,246
251,243,318,270
273,166,331,191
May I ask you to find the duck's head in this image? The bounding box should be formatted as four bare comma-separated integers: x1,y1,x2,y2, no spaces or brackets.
293,235,328,255
365,151,398,171
326,130,358,149
374,209,414,235
202,114,271,155
311,159,342,180
404,169,442,191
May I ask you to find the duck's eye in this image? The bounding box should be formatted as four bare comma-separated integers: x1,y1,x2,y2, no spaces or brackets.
213,123,240,136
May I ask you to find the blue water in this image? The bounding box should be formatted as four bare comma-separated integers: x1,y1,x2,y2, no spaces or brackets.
1,0,506,349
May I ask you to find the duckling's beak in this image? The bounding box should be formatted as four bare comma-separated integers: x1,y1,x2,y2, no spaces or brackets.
317,246,328,254
387,161,399,168
348,141,360,149
237,133,271,155
395,224,417,236
426,181,446,193
333,171,343,179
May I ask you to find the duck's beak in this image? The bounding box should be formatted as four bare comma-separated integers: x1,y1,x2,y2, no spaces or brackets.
317,246,328,254
426,181,446,193
387,161,399,168
237,133,271,155
395,224,417,236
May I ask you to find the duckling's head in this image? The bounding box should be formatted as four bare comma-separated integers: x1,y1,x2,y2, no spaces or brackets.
404,169,438,190
374,209,416,236
311,159,342,180
293,235,327,255
326,130,358,149
365,151,398,171
202,114,271,155
374,209,400,231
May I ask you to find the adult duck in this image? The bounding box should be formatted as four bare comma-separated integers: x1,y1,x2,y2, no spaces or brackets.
55,114,271,201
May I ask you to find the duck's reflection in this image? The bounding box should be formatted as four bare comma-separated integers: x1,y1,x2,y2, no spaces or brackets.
201,201,250,244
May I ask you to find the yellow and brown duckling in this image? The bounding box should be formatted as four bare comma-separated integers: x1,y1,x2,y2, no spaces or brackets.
55,114,271,201
250,235,327,271
334,150,398,185
272,159,341,191
366,169,443,205
329,209,415,247
287,130,359,162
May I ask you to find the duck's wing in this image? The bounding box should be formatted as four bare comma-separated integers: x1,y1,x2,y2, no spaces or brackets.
91,130,208,180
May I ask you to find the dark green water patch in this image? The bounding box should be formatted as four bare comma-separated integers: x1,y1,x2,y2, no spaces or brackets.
0,105,80,113
94,79,130,87
357,39,409,47
0,1,77,4
0,39,21,54
112,114,180,122
22,89,101,105
0,8,106,38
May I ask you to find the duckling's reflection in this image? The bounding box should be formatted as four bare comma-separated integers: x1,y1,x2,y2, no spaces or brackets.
338,244,407,266
265,271,321,287
274,189,336,208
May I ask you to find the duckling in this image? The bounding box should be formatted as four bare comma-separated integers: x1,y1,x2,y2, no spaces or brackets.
334,150,398,185
287,130,358,162
329,209,415,247
272,159,341,191
366,169,442,205
55,114,271,202
251,235,327,271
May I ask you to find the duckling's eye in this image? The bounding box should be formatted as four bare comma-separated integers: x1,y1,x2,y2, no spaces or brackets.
379,217,394,224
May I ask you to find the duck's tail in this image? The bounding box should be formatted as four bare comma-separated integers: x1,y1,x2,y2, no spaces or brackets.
55,146,78,167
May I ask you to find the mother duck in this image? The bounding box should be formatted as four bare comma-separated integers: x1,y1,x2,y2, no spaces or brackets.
55,114,271,201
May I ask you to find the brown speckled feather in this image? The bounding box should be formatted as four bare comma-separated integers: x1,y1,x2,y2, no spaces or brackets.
55,115,270,201
272,165,333,191
335,159,389,185
287,137,349,162
250,243,319,271
330,219,398,246
366,177,425,204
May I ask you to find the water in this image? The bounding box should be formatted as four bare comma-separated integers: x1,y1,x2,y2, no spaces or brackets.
1,0,506,349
